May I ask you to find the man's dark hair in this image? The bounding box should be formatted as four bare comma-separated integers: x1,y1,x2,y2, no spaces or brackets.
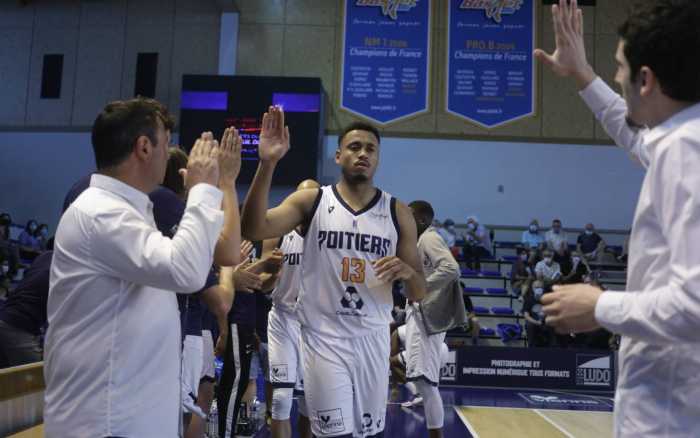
91,97,175,170
552,219,561,225
618,0,700,102
337,122,381,147
162,147,189,195
408,200,435,223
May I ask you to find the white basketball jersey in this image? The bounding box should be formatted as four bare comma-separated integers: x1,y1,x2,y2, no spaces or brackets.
297,185,400,338
271,230,305,313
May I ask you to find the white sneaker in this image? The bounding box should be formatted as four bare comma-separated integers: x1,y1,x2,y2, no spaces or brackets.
401,396,423,408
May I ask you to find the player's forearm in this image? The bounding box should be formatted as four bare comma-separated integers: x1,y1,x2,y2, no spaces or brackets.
214,183,241,266
404,272,427,301
241,161,276,240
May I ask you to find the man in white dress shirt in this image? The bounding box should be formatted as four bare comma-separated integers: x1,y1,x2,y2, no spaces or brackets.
536,0,700,436
44,98,237,437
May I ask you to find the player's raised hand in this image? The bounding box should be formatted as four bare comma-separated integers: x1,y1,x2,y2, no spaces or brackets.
258,105,290,163
181,132,220,189
373,256,416,283
533,0,595,88
218,127,242,187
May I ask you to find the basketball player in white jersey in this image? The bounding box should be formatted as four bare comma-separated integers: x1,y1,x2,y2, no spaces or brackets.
242,106,426,437
263,179,319,438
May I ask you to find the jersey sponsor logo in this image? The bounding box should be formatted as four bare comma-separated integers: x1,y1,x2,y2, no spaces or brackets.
317,230,391,257
283,253,303,266
328,205,335,214
316,408,345,434
271,364,289,381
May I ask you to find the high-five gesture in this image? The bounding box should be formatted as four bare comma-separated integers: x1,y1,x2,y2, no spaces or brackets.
181,132,220,189
258,105,290,163
534,0,596,89
218,127,243,187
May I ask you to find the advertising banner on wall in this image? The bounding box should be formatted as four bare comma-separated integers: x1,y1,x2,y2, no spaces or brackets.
340,0,431,124
446,0,536,128
441,346,617,392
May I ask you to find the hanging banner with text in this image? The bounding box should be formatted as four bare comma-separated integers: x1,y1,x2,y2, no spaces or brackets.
440,346,617,392
340,0,431,125
446,0,535,128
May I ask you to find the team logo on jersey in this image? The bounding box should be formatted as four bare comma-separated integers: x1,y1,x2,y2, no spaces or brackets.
317,408,345,434
361,413,374,433
271,364,289,381
355,0,418,20
340,286,364,310
328,205,335,214
289,234,294,241
459,0,523,23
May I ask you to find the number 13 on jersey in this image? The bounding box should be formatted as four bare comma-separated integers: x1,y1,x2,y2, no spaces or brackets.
341,257,365,283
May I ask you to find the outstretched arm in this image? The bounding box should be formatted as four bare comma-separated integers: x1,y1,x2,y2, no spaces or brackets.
241,106,317,240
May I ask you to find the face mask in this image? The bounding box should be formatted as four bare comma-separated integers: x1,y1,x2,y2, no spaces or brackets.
448,225,456,233
529,225,538,233
585,230,593,235
572,257,581,264
29,225,37,232
534,288,544,298
544,257,553,264
520,253,528,261
40,229,48,237
467,223,476,230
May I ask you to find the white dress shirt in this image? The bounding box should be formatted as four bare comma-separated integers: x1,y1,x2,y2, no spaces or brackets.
581,78,700,437
44,174,224,438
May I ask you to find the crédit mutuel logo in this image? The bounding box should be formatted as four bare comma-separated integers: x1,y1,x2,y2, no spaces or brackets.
459,0,524,24
576,354,612,387
355,0,418,20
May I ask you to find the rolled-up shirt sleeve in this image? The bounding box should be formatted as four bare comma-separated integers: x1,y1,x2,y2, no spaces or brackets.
421,232,460,292
89,183,224,293
579,77,650,168
595,137,700,343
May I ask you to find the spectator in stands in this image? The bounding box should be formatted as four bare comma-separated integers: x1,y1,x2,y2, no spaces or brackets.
521,219,545,250
0,213,20,285
18,220,42,260
510,247,533,298
535,249,562,287
463,215,492,270
562,251,590,284
439,218,458,247
36,224,50,250
523,280,552,347
577,223,604,260
545,219,568,253
0,250,51,367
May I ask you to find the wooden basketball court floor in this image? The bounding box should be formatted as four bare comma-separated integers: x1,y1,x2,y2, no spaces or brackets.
8,386,613,437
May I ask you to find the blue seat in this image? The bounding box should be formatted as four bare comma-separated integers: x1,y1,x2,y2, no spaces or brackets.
486,288,507,295
473,306,490,314
463,287,484,294
479,327,496,336
496,323,522,342
480,270,501,277
461,269,478,277
491,306,515,315
502,255,518,262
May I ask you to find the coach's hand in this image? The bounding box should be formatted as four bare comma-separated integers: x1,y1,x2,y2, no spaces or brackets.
258,105,290,163
181,132,220,189
541,283,603,333
533,0,596,89
373,256,416,283
218,127,242,187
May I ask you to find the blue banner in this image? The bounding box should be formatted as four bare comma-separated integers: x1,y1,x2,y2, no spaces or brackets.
340,0,431,125
441,346,617,392
446,0,535,128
